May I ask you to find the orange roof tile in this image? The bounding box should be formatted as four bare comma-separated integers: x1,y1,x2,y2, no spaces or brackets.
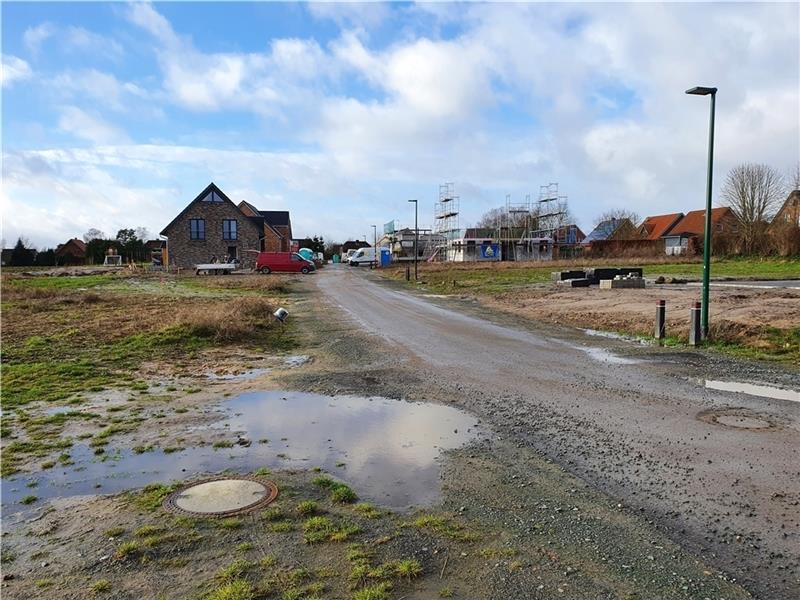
665,207,735,237
639,213,683,240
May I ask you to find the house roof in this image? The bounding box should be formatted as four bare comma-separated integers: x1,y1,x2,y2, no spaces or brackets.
639,213,683,240
160,182,241,236
582,219,630,244
772,190,800,224
55,238,87,256
663,207,735,238
260,210,290,227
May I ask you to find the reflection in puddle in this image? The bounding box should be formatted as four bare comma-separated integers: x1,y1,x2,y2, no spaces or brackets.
579,347,640,365
705,380,800,403
1,392,479,513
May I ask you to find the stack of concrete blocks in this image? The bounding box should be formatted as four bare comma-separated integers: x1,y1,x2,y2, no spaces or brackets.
552,270,591,287
552,267,645,289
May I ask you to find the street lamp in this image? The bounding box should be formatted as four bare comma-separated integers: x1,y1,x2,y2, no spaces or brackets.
686,85,717,339
371,224,377,268
408,199,418,280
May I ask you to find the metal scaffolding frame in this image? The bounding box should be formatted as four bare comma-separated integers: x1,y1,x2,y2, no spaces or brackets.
433,182,459,261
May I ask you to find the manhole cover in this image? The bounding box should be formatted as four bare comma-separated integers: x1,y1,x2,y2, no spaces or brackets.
714,415,772,429
164,476,278,517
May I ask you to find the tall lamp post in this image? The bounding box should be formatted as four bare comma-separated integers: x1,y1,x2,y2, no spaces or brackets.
686,85,717,339
408,199,418,280
371,224,377,268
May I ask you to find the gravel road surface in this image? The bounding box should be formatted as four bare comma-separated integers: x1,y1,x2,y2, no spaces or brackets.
318,267,800,598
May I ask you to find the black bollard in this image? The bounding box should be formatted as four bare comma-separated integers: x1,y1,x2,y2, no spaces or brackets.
689,301,702,346
655,299,666,341
405,263,411,281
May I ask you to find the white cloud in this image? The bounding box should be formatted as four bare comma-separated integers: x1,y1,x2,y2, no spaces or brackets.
64,26,124,58
57,107,131,145
23,22,55,54
1,55,32,86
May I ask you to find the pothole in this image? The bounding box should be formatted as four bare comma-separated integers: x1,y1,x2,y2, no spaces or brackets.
713,415,773,429
698,409,776,431
164,476,278,517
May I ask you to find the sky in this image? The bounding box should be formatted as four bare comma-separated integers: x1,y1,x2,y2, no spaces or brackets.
2,1,798,248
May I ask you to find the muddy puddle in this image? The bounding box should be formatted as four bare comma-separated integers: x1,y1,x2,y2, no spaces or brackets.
705,380,800,403
2,392,480,514
578,346,640,365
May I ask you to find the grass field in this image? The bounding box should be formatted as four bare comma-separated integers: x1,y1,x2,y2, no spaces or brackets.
0,271,296,476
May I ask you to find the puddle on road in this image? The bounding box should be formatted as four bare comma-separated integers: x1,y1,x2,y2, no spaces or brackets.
705,380,800,403
579,346,640,365
582,329,650,345
1,392,479,514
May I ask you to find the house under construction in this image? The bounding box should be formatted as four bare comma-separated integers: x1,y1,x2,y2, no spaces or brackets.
438,182,584,262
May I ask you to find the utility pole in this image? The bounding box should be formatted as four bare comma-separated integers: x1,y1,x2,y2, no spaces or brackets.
371,224,377,268
408,199,418,280
686,85,717,339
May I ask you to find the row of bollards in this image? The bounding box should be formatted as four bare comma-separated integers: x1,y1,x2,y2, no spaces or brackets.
655,300,703,346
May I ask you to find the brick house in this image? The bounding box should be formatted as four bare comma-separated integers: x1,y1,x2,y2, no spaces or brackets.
661,207,739,255
55,238,87,265
161,183,277,269
771,190,800,228
237,201,293,252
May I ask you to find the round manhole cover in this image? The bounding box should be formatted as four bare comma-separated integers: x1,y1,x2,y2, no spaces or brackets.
714,415,772,430
164,476,278,517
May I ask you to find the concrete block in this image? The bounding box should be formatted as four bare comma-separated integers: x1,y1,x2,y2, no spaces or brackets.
557,278,591,287
599,278,646,289
551,270,587,282
618,267,643,278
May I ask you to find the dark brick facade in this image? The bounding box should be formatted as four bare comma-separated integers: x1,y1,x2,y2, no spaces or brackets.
161,184,262,270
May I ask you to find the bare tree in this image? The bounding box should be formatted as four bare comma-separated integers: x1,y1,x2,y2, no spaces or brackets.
719,163,784,254
789,162,800,192
83,228,106,243
593,209,641,228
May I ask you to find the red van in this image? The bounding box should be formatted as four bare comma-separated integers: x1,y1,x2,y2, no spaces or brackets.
256,252,316,274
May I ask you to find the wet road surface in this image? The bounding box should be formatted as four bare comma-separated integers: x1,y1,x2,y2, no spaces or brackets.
318,267,800,598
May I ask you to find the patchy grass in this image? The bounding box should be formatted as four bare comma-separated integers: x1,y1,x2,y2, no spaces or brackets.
1,273,295,411
128,482,177,512
296,500,320,516
313,476,358,504
207,579,254,600
91,579,111,594
406,513,478,542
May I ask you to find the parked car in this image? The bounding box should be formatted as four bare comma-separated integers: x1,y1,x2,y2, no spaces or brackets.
349,247,376,267
256,252,315,274
343,249,358,264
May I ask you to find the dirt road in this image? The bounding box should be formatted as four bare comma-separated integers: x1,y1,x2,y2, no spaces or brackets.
318,266,800,598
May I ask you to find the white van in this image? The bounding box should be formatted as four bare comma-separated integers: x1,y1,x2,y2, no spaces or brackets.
349,247,376,267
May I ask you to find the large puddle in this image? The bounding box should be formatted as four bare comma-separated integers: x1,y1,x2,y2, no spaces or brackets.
1,392,480,513
705,380,800,403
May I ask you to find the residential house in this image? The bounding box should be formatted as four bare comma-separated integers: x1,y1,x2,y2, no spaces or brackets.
661,207,738,255
637,213,684,240
55,238,87,265
1,249,13,266
771,190,800,228
160,182,290,269
238,202,293,252
581,218,637,245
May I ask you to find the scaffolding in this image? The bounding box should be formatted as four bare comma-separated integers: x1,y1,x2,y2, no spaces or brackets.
433,182,459,261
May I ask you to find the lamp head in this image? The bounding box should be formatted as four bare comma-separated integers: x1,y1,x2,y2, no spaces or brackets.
686,86,717,96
